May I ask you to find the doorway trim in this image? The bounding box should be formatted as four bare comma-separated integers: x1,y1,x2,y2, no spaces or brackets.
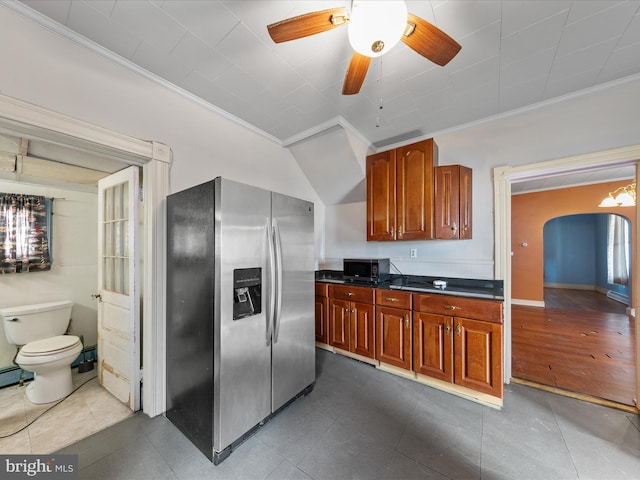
0,93,171,417
494,144,640,408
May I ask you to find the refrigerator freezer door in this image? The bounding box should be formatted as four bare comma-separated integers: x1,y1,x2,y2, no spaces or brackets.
271,192,316,411
215,178,272,452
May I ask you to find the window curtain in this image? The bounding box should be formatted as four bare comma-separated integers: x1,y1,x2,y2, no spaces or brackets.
0,194,52,274
607,214,630,286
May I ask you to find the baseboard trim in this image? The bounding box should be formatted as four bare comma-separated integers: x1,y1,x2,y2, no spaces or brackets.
511,298,545,307
511,377,638,414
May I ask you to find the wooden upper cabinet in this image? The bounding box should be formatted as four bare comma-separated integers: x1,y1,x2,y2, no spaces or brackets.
434,165,472,239
366,139,437,241
366,149,396,241
396,139,437,240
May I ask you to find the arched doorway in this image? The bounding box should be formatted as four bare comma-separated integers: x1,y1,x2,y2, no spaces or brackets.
513,213,636,405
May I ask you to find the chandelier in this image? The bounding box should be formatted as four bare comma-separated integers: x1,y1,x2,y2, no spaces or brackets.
598,182,636,207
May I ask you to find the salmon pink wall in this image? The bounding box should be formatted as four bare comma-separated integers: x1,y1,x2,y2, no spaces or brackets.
511,180,636,303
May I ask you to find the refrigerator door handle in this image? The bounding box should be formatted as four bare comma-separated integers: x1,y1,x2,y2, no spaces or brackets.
266,219,276,346
273,220,283,343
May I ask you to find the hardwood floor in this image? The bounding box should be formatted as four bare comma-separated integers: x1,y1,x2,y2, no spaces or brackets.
512,288,636,406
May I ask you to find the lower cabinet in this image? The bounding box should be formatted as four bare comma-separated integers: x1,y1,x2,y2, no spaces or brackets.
328,284,375,359
413,312,453,382
315,282,504,400
315,283,329,344
413,294,503,398
375,290,412,370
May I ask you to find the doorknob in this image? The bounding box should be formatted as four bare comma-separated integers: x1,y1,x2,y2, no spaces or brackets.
92,294,102,301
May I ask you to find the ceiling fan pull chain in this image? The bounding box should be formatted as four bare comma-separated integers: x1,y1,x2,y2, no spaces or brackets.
376,57,383,128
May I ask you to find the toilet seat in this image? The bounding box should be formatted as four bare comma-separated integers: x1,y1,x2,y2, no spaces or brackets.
20,335,82,357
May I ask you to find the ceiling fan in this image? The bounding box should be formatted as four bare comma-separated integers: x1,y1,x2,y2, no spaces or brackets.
267,1,461,95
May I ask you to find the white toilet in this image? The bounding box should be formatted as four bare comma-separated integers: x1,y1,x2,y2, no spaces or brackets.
1,300,83,404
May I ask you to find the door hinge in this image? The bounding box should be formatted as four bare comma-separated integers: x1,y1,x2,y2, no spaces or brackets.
139,185,144,201
139,368,144,383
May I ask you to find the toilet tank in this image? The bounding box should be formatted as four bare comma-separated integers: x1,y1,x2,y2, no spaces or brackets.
1,300,74,345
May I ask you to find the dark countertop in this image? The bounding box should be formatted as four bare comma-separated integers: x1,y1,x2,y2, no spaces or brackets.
316,270,504,301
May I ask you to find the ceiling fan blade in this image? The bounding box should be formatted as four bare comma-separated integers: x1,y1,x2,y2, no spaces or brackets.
267,7,348,43
342,51,371,95
401,13,461,66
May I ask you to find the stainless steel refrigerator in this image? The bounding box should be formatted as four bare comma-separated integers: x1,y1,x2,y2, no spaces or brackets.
166,177,315,464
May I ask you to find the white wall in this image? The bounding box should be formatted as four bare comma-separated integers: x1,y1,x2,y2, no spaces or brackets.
0,6,325,261
0,181,97,367
323,76,640,279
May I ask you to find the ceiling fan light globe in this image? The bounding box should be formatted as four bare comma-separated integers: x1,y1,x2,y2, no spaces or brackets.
615,191,635,206
598,196,618,207
348,0,408,57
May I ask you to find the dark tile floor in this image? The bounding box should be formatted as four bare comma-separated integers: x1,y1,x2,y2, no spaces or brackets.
58,348,640,479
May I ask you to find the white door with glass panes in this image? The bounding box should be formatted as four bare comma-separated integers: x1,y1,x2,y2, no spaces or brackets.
97,166,140,411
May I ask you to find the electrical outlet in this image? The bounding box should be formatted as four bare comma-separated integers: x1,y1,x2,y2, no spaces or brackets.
410,248,417,259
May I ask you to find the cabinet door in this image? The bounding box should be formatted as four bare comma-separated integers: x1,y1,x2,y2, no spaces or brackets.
376,306,412,370
366,150,396,241
434,165,460,239
396,139,436,240
459,166,472,239
413,312,453,382
315,295,329,344
350,302,375,358
454,318,503,397
329,298,350,350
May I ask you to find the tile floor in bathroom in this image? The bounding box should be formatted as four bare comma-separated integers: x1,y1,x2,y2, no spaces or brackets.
0,367,133,454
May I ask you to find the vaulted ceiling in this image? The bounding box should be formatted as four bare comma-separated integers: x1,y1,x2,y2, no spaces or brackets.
12,0,640,151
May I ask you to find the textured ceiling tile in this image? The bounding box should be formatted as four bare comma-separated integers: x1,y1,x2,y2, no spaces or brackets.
111,0,186,54
193,49,234,83
451,21,501,72
616,10,640,48
433,0,501,39
502,0,571,37
550,38,618,78
131,40,192,85
556,1,639,57
161,0,239,49
499,76,546,111
450,56,500,93
501,11,568,65
598,42,640,80
500,47,556,86
68,1,141,59
544,68,600,99
565,0,630,25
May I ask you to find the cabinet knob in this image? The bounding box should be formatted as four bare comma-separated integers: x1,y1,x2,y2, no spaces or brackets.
455,323,461,336
390,226,395,237
444,305,461,311
451,222,458,235
344,307,349,313
346,292,354,297
398,226,403,237
385,297,399,302
351,309,355,314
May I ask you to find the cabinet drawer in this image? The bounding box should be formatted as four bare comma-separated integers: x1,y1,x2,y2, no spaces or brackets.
375,289,412,309
330,284,374,304
413,294,503,324
315,282,329,297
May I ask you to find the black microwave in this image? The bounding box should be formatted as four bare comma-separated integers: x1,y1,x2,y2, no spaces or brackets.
343,258,390,284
